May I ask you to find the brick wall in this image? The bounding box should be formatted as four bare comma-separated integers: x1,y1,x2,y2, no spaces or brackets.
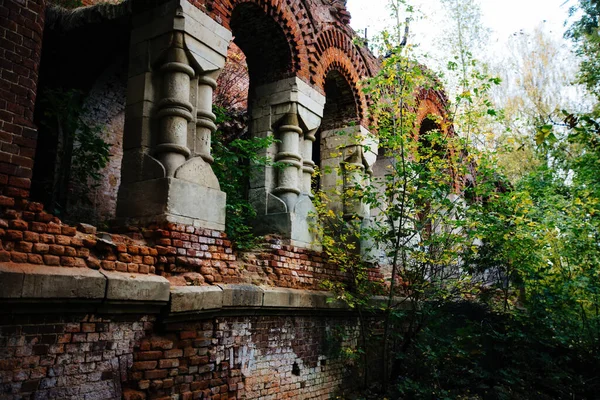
0,200,369,290
0,0,46,199
0,313,360,399
124,315,359,399
0,313,154,399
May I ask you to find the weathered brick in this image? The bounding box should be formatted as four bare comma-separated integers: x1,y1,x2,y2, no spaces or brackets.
133,361,157,371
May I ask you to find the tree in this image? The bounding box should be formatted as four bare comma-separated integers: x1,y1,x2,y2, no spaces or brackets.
491,24,591,183
315,1,600,398
314,1,502,392
566,0,600,105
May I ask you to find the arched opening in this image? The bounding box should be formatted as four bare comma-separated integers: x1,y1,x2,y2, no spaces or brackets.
212,3,297,247
418,117,444,154
230,3,294,95
30,7,129,225
416,115,446,238
313,69,360,192
321,70,359,131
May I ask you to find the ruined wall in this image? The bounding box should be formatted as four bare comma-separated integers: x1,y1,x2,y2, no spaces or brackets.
0,1,399,399
0,198,376,289
0,313,152,400
126,315,358,399
0,313,359,399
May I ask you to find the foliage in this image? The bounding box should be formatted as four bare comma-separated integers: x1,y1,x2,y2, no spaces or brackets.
318,1,600,398
39,89,110,224
314,0,503,391
212,106,277,250
393,302,600,399
566,0,600,104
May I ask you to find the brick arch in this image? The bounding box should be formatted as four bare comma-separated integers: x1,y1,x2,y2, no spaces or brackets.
312,28,372,84
318,47,369,124
415,86,452,136
415,86,463,190
193,0,314,82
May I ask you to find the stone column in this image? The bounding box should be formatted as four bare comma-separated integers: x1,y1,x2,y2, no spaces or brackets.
155,31,194,176
301,130,318,196
116,0,232,230
342,146,371,220
273,106,303,210
248,78,325,248
319,125,377,216
195,73,218,164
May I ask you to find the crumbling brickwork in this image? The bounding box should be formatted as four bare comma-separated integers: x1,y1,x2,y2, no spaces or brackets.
0,200,363,289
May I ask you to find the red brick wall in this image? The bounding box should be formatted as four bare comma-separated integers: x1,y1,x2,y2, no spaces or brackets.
125,315,359,399
0,313,155,399
0,200,368,290
0,0,46,199
0,313,360,399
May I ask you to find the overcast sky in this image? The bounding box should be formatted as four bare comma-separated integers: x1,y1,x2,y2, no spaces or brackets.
346,0,575,56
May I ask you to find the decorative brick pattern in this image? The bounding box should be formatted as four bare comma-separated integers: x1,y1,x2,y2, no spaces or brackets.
0,0,46,198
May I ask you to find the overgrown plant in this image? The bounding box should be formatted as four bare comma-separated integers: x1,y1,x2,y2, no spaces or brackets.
316,0,600,398
314,0,504,392
212,106,278,250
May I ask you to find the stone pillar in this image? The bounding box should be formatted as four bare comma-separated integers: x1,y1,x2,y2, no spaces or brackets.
155,32,194,177
301,129,318,196
195,73,218,164
273,106,303,210
319,125,377,216
319,125,378,260
249,78,325,249
342,146,371,220
117,0,232,231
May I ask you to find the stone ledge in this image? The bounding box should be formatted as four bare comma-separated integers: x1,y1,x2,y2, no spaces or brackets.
169,285,348,314
100,270,170,302
170,285,223,313
0,263,105,300
0,263,170,305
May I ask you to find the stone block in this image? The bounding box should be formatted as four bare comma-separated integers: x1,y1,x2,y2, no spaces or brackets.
130,0,231,69
217,285,264,307
254,77,325,119
101,271,170,303
18,264,106,299
0,263,26,298
262,287,345,309
170,286,223,313
117,178,226,231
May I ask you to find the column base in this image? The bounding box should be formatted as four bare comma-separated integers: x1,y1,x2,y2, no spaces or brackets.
116,177,226,231
253,194,321,250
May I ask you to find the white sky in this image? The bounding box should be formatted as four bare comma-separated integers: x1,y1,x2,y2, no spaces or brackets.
346,0,575,57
